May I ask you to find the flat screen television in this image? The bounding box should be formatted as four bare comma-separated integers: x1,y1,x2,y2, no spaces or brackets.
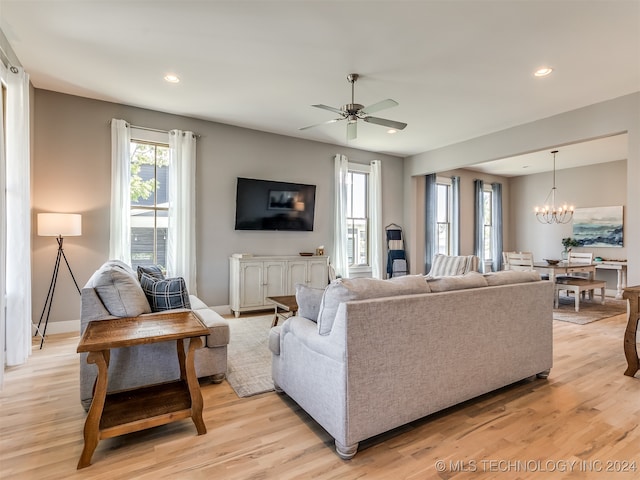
234,177,316,231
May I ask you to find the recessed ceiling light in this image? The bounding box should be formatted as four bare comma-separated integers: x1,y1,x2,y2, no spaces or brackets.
387,129,397,134
164,74,180,83
534,67,553,77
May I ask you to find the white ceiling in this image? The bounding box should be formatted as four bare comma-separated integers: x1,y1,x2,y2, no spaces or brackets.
1,1,639,166
465,133,629,177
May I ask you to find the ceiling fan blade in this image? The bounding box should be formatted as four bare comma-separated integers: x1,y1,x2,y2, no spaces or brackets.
299,118,344,131
347,121,357,140
361,98,398,114
363,116,407,130
312,104,346,116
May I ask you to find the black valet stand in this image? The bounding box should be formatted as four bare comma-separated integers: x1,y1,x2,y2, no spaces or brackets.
35,213,82,348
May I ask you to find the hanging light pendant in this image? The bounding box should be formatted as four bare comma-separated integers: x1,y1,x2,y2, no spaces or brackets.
534,150,574,224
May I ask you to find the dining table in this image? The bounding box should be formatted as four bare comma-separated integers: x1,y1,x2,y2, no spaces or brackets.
532,261,597,283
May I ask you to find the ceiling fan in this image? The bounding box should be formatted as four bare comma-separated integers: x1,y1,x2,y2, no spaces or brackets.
300,73,407,140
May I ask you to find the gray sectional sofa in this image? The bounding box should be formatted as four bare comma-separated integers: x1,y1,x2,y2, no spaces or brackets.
79,260,229,410
270,270,553,459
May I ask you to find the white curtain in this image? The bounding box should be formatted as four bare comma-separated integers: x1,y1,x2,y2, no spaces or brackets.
4,66,32,366
168,130,197,294
333,154,349,278
369,160,383,279
109,119,131,264
0,63,7,380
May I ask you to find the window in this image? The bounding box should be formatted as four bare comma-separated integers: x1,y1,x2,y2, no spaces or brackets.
346,168,369,267
435,178,452,255
483,185,493,263
129,139,169,270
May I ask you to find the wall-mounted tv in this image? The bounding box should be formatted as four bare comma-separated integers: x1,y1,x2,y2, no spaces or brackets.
234,177,316,231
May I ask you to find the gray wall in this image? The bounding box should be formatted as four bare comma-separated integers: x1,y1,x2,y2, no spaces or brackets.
32,90,404,329
404,92,640,285
509,159,627,289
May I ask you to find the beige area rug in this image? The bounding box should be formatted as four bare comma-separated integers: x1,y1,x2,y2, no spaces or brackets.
225,313,275,397
553,295,626,324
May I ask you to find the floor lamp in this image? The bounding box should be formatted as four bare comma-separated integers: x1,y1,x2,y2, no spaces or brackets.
35,213,82,349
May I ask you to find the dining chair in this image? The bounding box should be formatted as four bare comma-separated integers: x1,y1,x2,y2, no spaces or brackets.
561,252,594,279
504,251,534,271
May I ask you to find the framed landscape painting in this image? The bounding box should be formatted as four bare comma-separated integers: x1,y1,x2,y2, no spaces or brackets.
572,206,623,247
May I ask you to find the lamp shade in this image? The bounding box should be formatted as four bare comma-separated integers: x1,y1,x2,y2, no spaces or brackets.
37,213,82,237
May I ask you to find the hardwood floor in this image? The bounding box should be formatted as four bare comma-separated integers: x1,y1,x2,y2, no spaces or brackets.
2,313,640,479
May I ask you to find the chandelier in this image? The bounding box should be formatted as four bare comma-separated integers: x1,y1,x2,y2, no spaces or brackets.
534,150,574,224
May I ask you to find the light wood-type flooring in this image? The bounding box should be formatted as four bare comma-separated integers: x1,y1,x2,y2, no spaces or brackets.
2,312,640,479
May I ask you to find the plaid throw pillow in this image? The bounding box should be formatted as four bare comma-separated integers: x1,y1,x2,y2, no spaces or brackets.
139,273,191,312
137,265,165,281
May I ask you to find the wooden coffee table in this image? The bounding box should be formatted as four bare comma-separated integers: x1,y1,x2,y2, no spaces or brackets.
76,311,209,468
266,295,298,327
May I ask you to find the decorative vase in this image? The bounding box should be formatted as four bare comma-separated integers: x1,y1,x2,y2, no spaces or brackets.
561,249,569,260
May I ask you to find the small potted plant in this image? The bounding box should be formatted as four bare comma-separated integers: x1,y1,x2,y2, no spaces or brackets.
561,237,580,259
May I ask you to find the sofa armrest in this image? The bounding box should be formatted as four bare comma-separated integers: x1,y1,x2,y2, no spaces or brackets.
269,325,282,355
280,315,344,363
192,307,230,347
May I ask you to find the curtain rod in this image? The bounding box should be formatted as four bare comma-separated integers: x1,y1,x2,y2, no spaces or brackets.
109,119,200,138
0,45,19,73
130,123,201,139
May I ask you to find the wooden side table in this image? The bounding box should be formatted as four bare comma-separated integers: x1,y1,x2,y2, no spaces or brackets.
265,295,298,327
76,311,209,468
622,285,640,377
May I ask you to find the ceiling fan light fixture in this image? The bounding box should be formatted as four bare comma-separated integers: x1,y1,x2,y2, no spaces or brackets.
534,67,553,77
387,129,397,134
299,73,407,139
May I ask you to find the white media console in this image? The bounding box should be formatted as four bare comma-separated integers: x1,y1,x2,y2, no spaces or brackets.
229,254,329,317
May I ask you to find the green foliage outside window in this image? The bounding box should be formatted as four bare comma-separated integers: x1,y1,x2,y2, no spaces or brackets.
130,142,169,202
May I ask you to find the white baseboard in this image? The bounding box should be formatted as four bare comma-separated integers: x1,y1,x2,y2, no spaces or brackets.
32,319,80,335
211,304,232,315
32,304,233,336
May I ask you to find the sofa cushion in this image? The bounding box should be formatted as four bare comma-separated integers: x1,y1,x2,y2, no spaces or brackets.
139,274,191,312
317,275,430,335
427,271,489,292
295,283,325,322
89,262,151,317
137,264,165,281
484,270,541,286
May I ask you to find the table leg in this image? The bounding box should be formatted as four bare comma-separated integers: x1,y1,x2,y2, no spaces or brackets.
185,336,206,435
78,350,109,469
177,338,187,381
271,305,279,327
615,269,624,300
623,291,640,377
